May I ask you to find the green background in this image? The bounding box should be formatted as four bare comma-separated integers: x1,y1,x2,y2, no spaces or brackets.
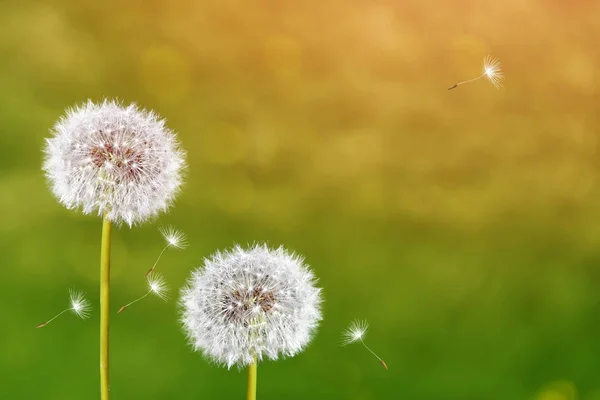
1,1,600,399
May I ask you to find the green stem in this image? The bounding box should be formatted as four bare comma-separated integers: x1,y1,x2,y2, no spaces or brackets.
100,216,112,400
246,361,257,400
41,308,70,326
145,245,168,276
117,291,151,313
359,338,388,370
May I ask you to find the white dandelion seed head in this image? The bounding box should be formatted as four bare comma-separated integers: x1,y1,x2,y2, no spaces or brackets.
147,272,170,302
68,288,92,319
42,99,187,227
482,55,504,89
341,319,369,346
159,225,188,249
179,243,323,369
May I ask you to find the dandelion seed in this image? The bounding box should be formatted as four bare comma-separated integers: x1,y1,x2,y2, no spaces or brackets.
341,320,388,370
160,225,188,249
145,226,188,277
148,274,170,301
36,289,92,328
448,55,504,90
179,243,323,369
118,272,170,314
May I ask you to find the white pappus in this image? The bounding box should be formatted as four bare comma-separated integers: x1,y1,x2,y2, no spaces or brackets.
179,244,323,369
42,99,187,226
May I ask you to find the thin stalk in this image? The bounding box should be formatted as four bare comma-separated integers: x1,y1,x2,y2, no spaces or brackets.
359,338,388,370
36,309,70,328
246,360,257,400
448,73,485,90
145,245,168,277
100,216,112,400
117,291,151,314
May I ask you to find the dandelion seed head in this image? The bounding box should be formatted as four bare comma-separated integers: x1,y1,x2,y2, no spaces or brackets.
68,288,92,319
482,55,504,89
42,99,187,226
148,272,170,302
179,243,323,369
159,225,188,249
341,319,369,346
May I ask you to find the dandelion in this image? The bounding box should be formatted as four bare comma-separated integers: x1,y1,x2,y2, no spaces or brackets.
42,99,186,399
180,244,323,400
145,225,188,277
36,289,92,328
448,55,504,90
341,320,388,370
43,99,186,226
118,273,170,314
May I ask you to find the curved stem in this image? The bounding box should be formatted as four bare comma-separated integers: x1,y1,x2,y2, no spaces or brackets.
448,73,485,90
246,360,257,400
117,291,151,313
36,308,70,328
100,216,112,400
360,338,388,370
146,245,168,276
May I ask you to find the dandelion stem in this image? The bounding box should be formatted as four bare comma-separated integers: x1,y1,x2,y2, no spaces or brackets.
448,73,485,90
145,245,168,277
246,360,257,400
36,308,70,328
359,338,388,370
117,291,151,314
100,216,112,400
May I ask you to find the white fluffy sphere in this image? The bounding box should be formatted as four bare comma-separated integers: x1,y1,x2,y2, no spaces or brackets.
42,99,186,226
180,244,323,368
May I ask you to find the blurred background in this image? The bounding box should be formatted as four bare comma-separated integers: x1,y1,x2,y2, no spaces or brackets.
1,0,600,399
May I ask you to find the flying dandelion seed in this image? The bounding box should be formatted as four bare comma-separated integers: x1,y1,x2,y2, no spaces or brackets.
118,272,170,314
341,320,388,370
448,55,504,90
145,225,188,277
36,289,92,328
